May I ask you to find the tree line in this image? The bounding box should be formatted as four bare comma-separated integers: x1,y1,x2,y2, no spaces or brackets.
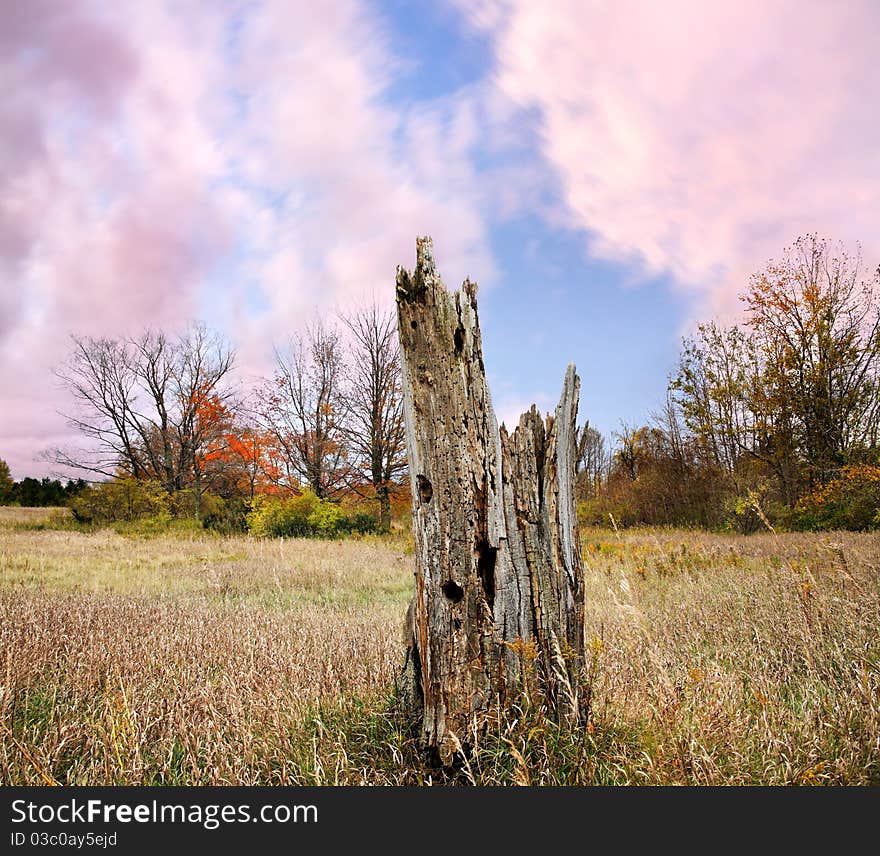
3,233,877,532
0,461,86,507
40,303,407,531
576,235,880,530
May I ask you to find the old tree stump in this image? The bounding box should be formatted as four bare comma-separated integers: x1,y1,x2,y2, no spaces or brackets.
396,236,585,765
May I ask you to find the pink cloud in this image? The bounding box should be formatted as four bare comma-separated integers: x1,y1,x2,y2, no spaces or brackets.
459,0,880,319
0,4,229,477
0,1,500,478
6,1,877,479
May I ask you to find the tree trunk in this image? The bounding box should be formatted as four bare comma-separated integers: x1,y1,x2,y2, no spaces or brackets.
396,236,585,765
193,461,202,522
377,482,392,531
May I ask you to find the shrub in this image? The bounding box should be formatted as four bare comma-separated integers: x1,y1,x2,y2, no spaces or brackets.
578,498,633,529
245,490,378,539
202,496,250,534
246,492,317,538
69,478,170,524
112,512,175,536
245,495,282,537
307,501,345,536
348,511,379,535
170,489,224,520
792,465,880,531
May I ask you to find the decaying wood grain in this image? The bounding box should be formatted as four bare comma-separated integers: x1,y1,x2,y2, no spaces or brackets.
396,236,585,765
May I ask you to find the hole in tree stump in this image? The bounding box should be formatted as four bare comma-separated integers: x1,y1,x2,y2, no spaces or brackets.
411,320,418,329
475,539,497,610
417,474,433,504
454,325,465,354
442,580,464,603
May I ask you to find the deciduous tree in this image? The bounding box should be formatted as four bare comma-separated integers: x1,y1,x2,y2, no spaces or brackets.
744,234,880,483
53,324,236,505
575,421,608,499
672,235,880,509
256,320,349,498
340,303,407,528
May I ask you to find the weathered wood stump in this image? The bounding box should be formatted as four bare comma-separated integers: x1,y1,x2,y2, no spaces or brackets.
396,236,585,765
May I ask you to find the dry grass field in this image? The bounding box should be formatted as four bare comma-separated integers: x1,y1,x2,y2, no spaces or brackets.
1,506,878,785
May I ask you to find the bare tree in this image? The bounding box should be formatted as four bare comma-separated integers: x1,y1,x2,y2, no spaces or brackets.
614,421,642,481
53,324,236,508
257,320,348,498
54,336,144,481
341,303,407,528
652,394,688,471
575,420,608,498
127,331,177,489
672,322,760,479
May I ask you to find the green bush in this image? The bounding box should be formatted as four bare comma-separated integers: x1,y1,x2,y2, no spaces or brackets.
578,498,635,529
202,496,250,534
247,492,315,537
67,478,383,538
68,478,243,534
112,514,211,538
348,511,380,535
791,465,880,531
112,512,174,536
170,489,224,520
70,478,170,524
307,500,344,536
246,491,378,539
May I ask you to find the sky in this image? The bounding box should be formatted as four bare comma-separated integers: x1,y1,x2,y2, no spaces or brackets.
1,0,879,479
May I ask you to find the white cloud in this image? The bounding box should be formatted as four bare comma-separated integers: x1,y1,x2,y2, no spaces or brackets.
457,0,880,319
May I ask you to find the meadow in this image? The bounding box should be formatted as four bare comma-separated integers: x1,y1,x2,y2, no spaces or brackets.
1,506,878,785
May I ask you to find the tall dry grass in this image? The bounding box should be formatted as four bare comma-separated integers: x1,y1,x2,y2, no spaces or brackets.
1,508,878,784
559,529,879,784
